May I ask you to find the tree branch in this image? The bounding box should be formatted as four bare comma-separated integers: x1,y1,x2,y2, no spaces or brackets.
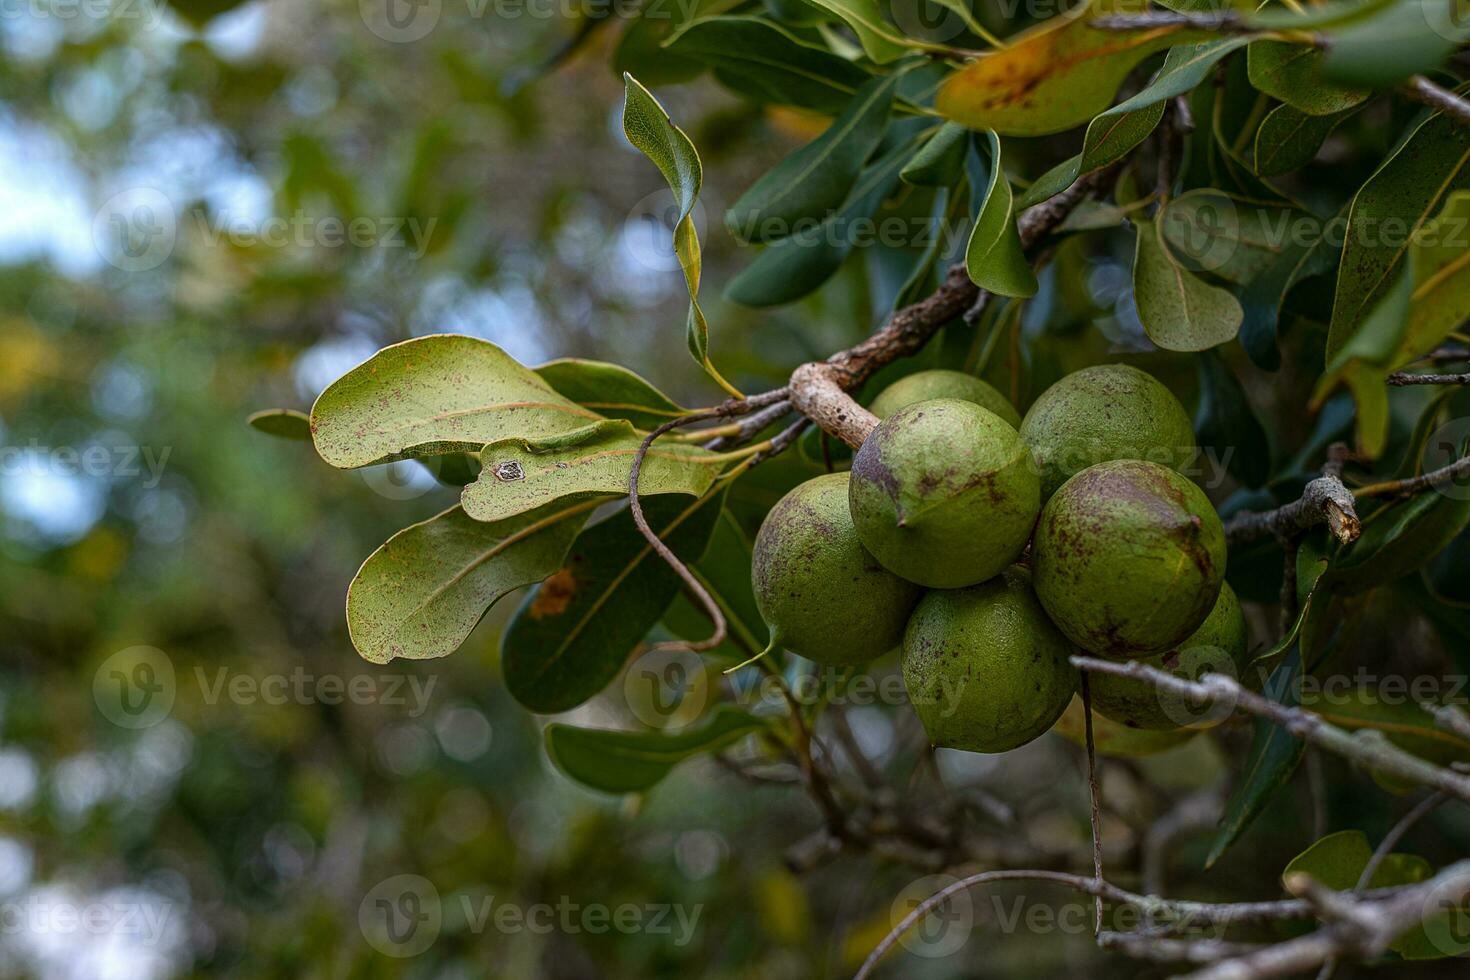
1387,371,1470,386
1224,470,1361,546
1072,657,1470,803
1401,75,1470,129
787,170,1112,448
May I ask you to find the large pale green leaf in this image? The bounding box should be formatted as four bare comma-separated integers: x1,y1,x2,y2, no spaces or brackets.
725,133,918,307
545,706,767,794
1133,216,1243,351
1252,102,1356,177
664,16,875,114
1403,190,1470,358
935,0,1200,136
501,489,728,713
346,501,596,665
622,74,741,396
462,421,726,524
534,358,686,429
1327,88,1470,359
1284,830,1432,890
965,131,1036,298
310,335,601,469
728,71,901,244
1247,41,1367,116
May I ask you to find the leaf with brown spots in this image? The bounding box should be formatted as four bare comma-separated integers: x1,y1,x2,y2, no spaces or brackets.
935,0,1196,137
310,334,606,469
502,488,729,714
462,419,728,524
346,500,600,665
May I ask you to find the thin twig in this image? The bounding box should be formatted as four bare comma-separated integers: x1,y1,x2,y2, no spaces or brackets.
1356,792,1449,893
626,395,784,652
1354,451,1470,499
1080,673,1104,937
854,870,1332,980
1401,75,1470,129
1072,657,1470,803
704,399,792,450
1387,371,1470,386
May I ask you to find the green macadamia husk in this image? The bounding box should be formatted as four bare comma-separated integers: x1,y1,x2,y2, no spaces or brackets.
1019,363,1197,500
1032,459,1227,658
870,369,1022,428
902,566,1078,753
752,472,923,665
1088,583,1248,730
848,399,1040,589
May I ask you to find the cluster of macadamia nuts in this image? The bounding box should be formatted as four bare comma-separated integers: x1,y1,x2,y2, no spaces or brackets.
752,365,1247,755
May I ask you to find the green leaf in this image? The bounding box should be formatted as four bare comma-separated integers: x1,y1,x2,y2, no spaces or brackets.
461,421,726,524
1132,216,1244,351
1327,84,1470,360
1247,41,1367,116
1252,102,1356,177
1194,349,1270,488
545,706,767,794
727,71,901,244
346,501,596,665
1298,690,1470,772
665,16,876,114
965,131,1037,298
1283,830,1433,891
310,335,602,469
611,0,740,86
1207,648,1307,867
800,0,915,63
534,358,687,429
1016,38,1251,208
247,408,311,441
622,74,741,397
901,121,969,187
1317,192,1470,455
935,0,1199,136
501,489,728,713
1321,0,1466,88
1238,207,1343,369
724,132,917,307
1016,102,1166,209
1160,190,1313,286
1328,487,1470,595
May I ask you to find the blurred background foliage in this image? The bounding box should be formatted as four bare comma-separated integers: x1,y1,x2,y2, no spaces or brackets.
2,1,1469,978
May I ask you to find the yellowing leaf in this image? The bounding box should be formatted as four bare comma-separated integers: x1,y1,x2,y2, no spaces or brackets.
936,0,1193,136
